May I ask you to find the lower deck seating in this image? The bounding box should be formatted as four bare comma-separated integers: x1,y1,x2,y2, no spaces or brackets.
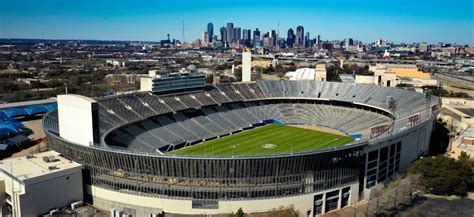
105,101,393,153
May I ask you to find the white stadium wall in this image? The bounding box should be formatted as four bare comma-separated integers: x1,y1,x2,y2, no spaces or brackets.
58,94,98,146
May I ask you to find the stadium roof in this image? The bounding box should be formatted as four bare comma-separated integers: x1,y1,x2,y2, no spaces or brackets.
3,108,29,118
0,103,57,118
286,68,315,80
0,112,7,120
0,98,56,110
0,119,27,137
0,126,16,137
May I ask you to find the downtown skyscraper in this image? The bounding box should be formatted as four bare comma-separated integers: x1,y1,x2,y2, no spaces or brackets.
296,26,305,47
287,28,295,48
253,28,261,47
242,29,251,47
226,23,234,44
207,22,214,42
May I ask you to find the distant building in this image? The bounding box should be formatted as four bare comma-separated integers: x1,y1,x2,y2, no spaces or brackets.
242,49,252,82
220,27,227,45
374,39,388,47
0,151,83,216
344,38,354,48
242,29,251,47
202,32,209,45
253,28,261,48
262,32,271,48
140,70,205,93
234,27,242,43
207,23,214,42
315,64,327,81
419,43,430,53
316,35,321,45
270,30,277,48
226,23,234,44
305,32,310,48
296,26,304,47
287,28,295,48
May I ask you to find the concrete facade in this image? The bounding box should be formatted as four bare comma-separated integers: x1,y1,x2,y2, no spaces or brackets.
88,183,359,216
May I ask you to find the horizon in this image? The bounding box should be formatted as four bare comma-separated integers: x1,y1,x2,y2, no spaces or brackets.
0,0,473,45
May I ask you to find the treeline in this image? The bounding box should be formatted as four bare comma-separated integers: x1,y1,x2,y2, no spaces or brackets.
408,152,474,196
421,86,471,98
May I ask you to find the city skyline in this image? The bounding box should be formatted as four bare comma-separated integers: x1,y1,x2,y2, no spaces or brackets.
0,0,473,44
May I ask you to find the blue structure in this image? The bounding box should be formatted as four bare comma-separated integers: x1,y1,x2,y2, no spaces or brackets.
0,121,28,137
0,102,57,118
0,101,55,151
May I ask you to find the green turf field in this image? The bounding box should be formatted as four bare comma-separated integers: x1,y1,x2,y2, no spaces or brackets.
168,124,354,157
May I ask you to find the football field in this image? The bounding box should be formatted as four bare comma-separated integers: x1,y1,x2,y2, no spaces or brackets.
168,124,354,157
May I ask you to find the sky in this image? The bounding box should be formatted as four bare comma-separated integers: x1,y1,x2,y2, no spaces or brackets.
0,0,473,44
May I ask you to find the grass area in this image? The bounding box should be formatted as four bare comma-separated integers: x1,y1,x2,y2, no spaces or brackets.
168,124,354,157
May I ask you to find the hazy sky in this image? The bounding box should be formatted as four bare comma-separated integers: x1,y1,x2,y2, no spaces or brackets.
0,0,473,44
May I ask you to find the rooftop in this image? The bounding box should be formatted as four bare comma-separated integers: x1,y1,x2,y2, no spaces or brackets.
0,98,57,110
286,68,315,80
0,150,81,181
390,67,431,79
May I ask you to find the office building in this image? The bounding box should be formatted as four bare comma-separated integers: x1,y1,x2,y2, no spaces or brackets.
287,28,295,48
226,23,234,44
207,23,214,42
296,26,304,47
253,28,261,47
234,27,241,43
140,70,205,93
305,32,310,48
220,27,227,44
270,30,277,48
262,32,271,48
202,32,209,45
316,35,321,45
242,29,252,47
344,38,354,48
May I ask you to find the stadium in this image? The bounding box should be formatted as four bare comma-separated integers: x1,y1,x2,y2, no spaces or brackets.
43,80,440,216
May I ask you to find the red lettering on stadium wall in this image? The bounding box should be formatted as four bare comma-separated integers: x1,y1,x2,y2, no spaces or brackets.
370,125,392,139
407,114,421,127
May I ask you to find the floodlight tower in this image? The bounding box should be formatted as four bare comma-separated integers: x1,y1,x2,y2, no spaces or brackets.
423,88,432,120
386,96,397,130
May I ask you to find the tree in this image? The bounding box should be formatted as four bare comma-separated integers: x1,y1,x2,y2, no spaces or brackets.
458,151,471,164
408,155,474,196
236,207,244,217
205,74,214,84
234,68,242,81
